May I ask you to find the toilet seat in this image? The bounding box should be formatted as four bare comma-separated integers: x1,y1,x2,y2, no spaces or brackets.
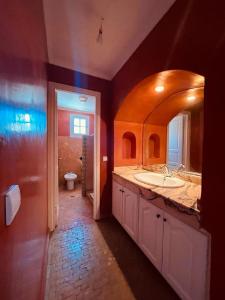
64,172,77,180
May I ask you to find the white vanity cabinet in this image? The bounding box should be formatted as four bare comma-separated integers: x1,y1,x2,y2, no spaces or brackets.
138,199,208,300
122,187,139,241
162,212,208,300
112,181,123,224
138,197,164,271
112,179,209,300
112,181,139,241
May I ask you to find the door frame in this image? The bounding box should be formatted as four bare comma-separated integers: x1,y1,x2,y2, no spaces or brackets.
182,112,191,170
47,81,101,231
166,112,190,169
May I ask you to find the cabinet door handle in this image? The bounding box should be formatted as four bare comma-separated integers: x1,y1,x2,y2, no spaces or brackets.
163,218,167,222
156,214,161,218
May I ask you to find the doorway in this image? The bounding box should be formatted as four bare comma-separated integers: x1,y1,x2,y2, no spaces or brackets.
167,101,204,173
167,113,190,169
47,82,101,231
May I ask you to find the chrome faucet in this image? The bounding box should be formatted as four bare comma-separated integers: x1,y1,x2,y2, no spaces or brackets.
176,164,185,173
161,164,172,177
161,164,185,179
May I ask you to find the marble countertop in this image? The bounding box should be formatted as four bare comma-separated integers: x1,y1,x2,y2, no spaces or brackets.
113,166,201,218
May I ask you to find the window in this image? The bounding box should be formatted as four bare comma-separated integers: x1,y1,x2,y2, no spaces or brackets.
12,113,31,132
70,114,89,136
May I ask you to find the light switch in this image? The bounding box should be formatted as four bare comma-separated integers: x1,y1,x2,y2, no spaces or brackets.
5,185,21,225
103,156,108,162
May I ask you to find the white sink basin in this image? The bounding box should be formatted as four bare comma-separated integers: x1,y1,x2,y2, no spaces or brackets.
134,172,185,188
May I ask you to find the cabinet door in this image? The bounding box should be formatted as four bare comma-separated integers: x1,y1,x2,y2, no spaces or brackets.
162,212,208,300
112,181,123,224
122,187,138,241
138,197,164,271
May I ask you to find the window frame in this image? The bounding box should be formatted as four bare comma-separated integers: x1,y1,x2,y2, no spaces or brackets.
70,114,89,137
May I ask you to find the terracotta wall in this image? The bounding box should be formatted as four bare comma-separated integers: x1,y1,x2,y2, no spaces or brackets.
114,121,167,167
48,64,112,217
57,109,94,186
115,108,202,169
143,124,167,165
58,136,82,185
114,121,142,166
0,1,48,299
58,109,94,136
111,1,225,297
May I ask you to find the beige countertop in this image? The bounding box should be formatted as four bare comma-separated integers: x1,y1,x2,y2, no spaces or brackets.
113,166,201,220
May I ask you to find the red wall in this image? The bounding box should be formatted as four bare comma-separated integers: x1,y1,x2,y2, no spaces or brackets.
0,1,48,299
111,1,225,298
48,64,112,217
58,109,94,136
190,104,203,172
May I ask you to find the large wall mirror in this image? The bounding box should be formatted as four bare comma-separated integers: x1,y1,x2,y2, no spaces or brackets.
167,102,203,173
114,69,204,174
142,71,204,175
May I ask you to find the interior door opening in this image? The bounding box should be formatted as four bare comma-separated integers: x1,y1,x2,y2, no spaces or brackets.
57,90,95,205
48,82,101,231
167,114,187,169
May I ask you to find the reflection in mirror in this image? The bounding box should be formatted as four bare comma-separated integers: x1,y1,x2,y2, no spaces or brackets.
167,102,203,173
142,70,204,175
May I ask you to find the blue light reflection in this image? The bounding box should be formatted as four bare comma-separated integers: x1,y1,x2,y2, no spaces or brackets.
0,102,46,136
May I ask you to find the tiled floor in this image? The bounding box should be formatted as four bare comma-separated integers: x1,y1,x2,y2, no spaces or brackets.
45,186,179,300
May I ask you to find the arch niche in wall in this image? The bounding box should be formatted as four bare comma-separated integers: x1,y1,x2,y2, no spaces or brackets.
149,134,160,158
122,131,136,159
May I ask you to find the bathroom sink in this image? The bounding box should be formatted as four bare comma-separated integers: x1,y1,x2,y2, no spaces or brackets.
134,172,185,188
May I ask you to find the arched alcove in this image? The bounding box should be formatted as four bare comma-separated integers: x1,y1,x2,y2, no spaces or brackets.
122,132,136,159
115,70,204,123
149,134,160,158
114,70,204,168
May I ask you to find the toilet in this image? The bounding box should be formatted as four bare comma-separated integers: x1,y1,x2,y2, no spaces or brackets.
64,172,77,190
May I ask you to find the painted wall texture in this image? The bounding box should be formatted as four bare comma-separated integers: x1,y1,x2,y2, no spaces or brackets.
114,121,143,166
111,0,225,297
0,0,48,299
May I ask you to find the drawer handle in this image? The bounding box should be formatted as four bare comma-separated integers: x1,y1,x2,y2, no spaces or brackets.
156,214,161,218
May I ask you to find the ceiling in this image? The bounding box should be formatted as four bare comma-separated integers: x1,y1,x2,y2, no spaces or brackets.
115,70,205,123
57,90,95,113
43,0,175,80
146,87,204,125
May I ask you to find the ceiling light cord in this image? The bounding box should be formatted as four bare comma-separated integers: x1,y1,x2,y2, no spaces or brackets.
97,17,104,44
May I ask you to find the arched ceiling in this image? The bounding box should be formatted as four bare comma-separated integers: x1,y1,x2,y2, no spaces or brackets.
146,87,204,125
115,70,204,123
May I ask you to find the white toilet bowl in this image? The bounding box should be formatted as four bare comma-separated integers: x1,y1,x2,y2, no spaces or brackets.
64,172,77,190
